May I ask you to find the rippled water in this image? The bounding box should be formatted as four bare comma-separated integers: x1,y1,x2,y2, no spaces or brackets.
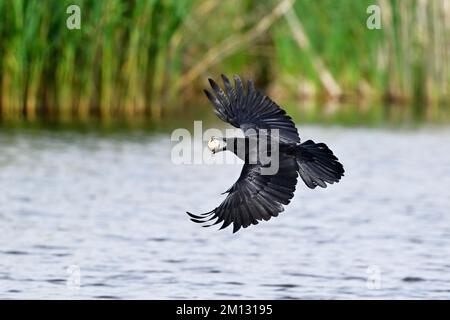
1,126,450,299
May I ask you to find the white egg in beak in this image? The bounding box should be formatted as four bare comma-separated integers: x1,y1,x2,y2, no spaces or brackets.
208,137,221,154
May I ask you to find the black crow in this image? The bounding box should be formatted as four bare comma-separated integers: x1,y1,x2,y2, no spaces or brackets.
187,75,344,233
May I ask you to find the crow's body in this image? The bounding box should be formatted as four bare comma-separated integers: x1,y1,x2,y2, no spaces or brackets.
187,75,344,233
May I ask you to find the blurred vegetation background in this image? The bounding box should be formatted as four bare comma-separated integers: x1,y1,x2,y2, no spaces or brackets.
0,0,448,128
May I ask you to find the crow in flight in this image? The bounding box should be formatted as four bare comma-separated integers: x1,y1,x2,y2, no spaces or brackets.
187,75,344,233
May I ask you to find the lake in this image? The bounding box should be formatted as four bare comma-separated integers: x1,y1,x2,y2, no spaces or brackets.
0,125,449,299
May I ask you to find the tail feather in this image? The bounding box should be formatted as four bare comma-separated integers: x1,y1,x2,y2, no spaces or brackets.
296,140,344,189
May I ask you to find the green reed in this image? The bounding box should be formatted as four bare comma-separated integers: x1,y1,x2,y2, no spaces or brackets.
0,0,448,124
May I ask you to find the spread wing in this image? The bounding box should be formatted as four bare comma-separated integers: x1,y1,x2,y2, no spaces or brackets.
204,75,300,144
187,154,298,233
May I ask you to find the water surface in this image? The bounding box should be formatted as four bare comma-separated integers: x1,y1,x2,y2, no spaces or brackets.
1,126,449,299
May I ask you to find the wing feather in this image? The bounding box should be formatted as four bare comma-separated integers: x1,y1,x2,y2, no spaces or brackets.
206,75,300,144
187,155,298,233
